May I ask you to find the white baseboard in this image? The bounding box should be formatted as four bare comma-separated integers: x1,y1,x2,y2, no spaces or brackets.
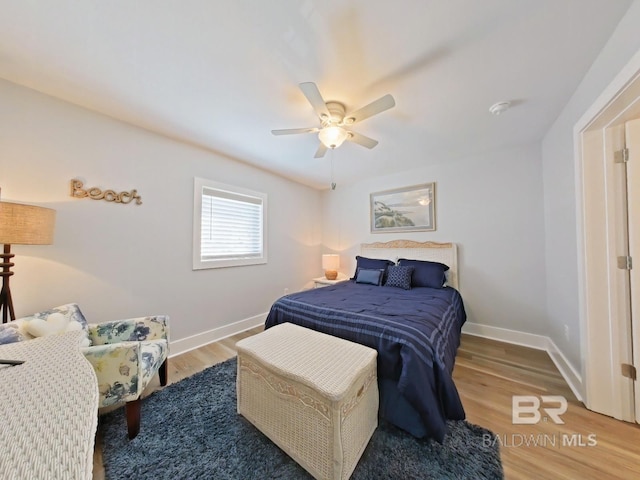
461,322,583,402
546,338,583,402
168,317,585,402
169,312,267,358
462,322,550,350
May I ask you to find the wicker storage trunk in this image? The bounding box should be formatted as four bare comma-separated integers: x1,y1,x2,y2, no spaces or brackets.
236,322,378,480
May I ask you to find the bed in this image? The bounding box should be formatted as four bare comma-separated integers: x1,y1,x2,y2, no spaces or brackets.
264,240,466,442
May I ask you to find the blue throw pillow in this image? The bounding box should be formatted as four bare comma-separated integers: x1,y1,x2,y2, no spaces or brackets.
397,259,449,288
384,265,414,290
351,256,395,280
355,268,384,286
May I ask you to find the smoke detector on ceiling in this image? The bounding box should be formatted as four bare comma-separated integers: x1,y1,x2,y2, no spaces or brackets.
489,101,511,115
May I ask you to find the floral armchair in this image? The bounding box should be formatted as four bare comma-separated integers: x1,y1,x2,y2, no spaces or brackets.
0,303,169,439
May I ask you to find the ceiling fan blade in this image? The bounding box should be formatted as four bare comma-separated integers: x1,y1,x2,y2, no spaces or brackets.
271,127,319,136
344,94,395,124
314,143,328,158
347,131,379,149
299,82,331,121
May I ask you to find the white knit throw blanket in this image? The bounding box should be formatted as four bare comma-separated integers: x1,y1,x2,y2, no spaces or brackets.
0,331,98,480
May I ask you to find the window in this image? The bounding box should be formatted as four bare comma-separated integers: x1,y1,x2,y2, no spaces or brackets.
193,178,267,269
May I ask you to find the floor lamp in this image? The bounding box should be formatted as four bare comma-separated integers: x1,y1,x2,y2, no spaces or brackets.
0,201,56,323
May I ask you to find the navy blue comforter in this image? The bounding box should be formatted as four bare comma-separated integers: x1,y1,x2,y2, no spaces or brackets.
264,280,466,441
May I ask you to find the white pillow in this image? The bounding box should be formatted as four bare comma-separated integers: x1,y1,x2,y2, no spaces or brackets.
25,312,69,337
25,313,91,347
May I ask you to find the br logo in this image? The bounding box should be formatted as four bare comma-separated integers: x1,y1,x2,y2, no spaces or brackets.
512,395,568,424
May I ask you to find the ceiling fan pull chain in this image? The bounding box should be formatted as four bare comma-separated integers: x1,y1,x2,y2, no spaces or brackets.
330,150,336,190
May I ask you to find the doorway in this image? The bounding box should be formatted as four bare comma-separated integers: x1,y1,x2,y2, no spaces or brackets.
577,67,640,422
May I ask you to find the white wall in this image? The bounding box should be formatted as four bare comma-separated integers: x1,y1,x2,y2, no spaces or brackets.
0,79,322,347
321,143,548,334
542,1,640,370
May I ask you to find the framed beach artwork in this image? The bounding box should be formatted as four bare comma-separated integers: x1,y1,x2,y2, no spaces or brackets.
370,183,436,233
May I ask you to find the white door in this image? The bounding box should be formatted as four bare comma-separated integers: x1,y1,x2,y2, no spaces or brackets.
603,123,634,422
625,118,640,422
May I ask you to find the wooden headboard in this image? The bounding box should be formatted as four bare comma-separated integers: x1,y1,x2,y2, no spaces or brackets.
360,240,459,289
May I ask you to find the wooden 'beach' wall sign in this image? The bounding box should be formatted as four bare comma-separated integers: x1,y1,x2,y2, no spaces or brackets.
70,179,142,205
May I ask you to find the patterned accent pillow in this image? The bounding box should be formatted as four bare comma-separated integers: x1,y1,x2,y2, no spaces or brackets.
384,265,414,290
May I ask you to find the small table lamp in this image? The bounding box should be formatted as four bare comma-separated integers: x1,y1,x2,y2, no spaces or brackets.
0,201,56,323
322,254,340,280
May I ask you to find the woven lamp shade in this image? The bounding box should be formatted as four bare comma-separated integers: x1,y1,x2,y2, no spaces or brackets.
0,202,56,245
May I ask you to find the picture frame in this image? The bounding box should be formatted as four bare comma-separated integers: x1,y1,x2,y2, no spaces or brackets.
370,183,436,233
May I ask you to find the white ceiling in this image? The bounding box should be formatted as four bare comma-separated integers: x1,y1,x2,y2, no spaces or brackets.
0,0,633,189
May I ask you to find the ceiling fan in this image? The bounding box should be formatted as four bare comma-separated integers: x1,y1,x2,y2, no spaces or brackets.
272,82,395,158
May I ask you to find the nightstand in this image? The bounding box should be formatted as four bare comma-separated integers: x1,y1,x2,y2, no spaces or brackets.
313,274,348,288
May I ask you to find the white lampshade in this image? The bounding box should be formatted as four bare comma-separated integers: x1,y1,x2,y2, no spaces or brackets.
322,254,340,270
318,126,348,149
322,254,339,280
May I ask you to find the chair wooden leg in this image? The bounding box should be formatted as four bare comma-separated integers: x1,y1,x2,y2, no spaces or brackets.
125,398,141,439
159,359,168,386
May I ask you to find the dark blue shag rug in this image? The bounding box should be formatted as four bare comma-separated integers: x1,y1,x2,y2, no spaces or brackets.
102,358,503,479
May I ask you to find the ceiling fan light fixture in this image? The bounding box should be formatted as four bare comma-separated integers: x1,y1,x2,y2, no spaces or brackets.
318,125,348,149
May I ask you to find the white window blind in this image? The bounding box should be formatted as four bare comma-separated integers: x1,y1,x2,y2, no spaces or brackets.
193,178,267,269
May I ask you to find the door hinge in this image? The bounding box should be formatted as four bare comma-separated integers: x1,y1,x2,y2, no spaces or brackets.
621,363,637,380
614,148,629,163
617,255,633,270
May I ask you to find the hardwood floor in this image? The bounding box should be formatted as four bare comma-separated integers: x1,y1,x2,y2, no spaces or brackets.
93,330,640,479
455,335,640,479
